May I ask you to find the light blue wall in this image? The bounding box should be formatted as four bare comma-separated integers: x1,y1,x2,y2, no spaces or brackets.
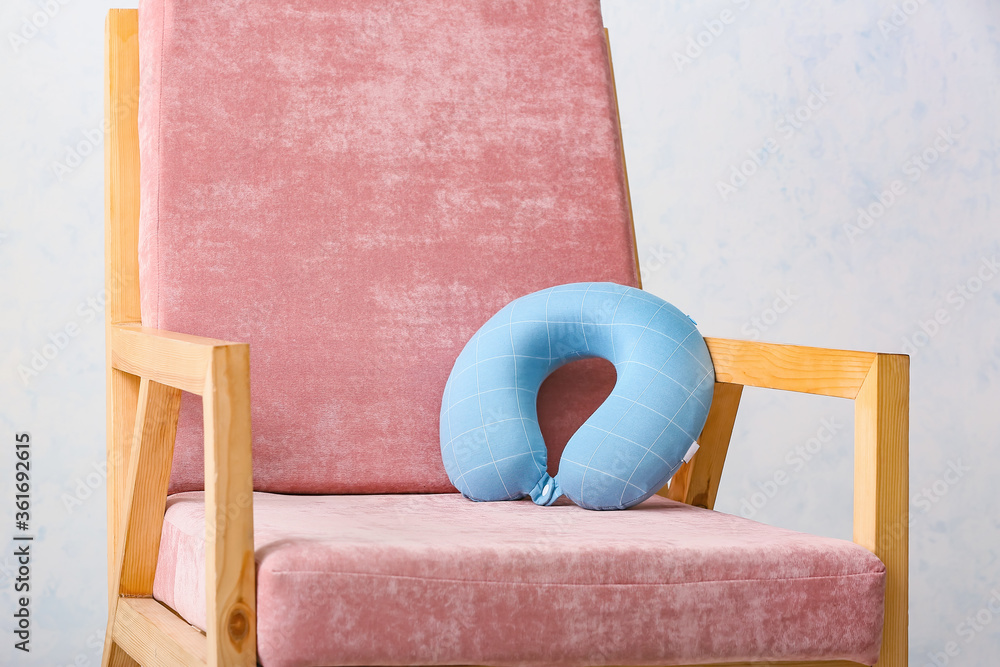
0,0,996,664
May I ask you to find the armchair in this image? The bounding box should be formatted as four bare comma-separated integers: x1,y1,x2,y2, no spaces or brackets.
102,3,907,666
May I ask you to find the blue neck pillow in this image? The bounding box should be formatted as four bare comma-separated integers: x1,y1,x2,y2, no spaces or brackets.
440,282,715,510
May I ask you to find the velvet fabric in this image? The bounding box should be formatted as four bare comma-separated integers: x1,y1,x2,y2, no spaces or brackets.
152,492,885,667
137,0,638,494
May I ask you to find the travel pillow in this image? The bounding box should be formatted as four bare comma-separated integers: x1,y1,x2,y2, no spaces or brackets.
440,282,715,510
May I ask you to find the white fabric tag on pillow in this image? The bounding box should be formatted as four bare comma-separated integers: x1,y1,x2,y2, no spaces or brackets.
683,441,700,463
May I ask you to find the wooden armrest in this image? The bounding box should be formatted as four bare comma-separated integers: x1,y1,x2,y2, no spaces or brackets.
705,337,879,399
105,323,256,666
669,337,908,667
110,324,245,395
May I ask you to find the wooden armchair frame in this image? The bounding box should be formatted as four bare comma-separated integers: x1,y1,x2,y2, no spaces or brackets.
102,9,908,667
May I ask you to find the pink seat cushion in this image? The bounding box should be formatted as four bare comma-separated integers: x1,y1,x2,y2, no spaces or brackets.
152,493,886,666
138,0,637,494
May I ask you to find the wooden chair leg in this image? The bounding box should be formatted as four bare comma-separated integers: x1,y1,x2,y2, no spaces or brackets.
105,367,140,667
204,345,256,667
855,354,909,667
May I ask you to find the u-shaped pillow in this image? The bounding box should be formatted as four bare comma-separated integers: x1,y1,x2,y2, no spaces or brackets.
440,282,715,510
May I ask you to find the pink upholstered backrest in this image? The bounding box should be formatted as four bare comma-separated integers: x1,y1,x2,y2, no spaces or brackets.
138,0,638,494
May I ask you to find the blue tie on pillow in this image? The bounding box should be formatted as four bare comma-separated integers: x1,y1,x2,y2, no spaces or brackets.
440,282,715,510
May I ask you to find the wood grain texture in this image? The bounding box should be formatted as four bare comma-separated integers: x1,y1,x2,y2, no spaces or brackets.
706,338,877,399
105,10,142,666
117,379,182,596
102,378,181,667
103,644,139,667
854,354,909,667
665,382,743,509
203,344,257,667
105,7,141,329
604,28,642,290
112,598,208,667
111,325,239,395
107,369,139,604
